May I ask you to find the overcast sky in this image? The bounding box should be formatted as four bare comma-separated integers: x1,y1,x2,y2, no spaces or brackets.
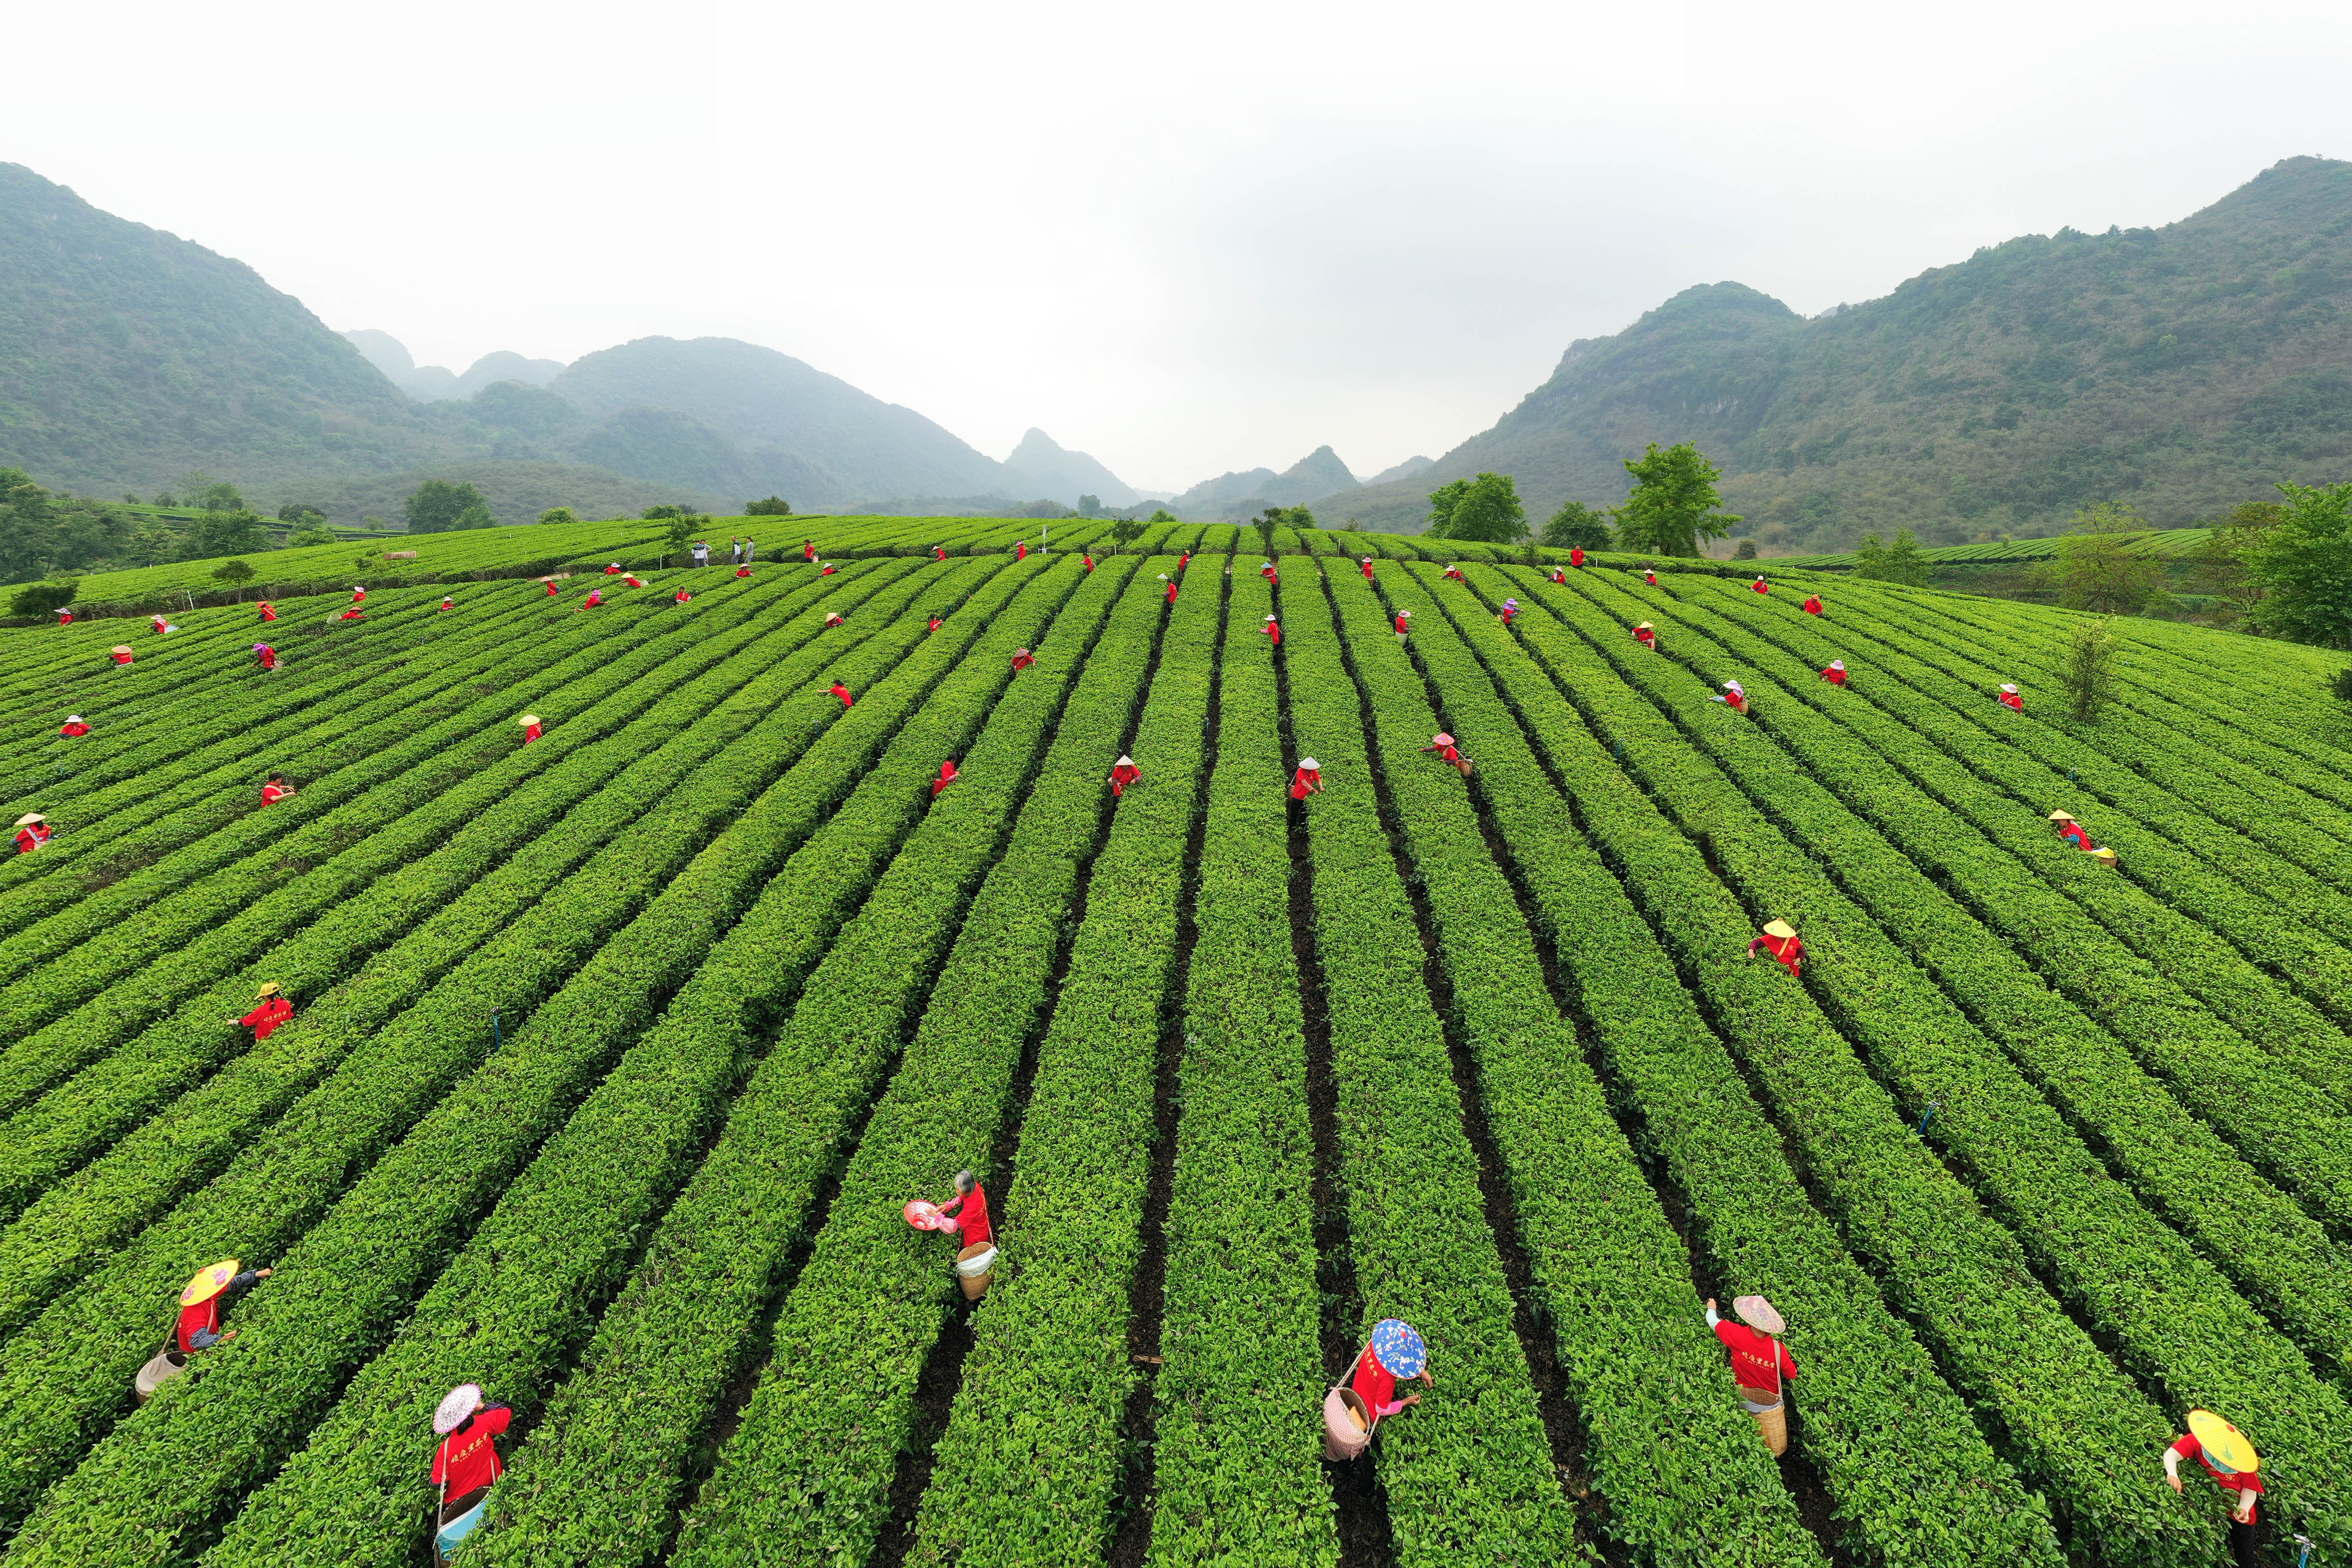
8,0,2350,492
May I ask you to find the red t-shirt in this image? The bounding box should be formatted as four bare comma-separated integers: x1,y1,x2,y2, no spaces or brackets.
1394,613,1409,634
1713,1319,1797,1394
946,1185,992,1247
61,722,89,737
2168,1434,2262,1501
1570,548,1586,567
1349,1346,1407,1417
261,783,293,805
17,824,53,855
433,1406,514,1499
1802,597,1823,614
830,685,853,707
259,605,276,621
1165,581,1178,603
1265,624,1280,644
241,996,294,1041
1361,561,1375,578
176,1296,221,1355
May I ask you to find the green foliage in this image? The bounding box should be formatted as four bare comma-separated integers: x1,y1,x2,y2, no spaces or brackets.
1611,442,1739,557
404,479,489,534
450,502,498,530
1853,526,1932,587
1251,508,1280,559
1145,507,1177,524
2246,479,2352,648
2330,665,2352,705
210,559,256,589
1540,499,1613,550
536,506,581,526
1426,471,1528,541
287,528,338,548
197,481,246,512
2059,617,2120,722
743,495,793,516
1075,493,1101,517
7,579,76,616
1733,538,1758,560
276,503,328,525
1107,516,1147,548
2031,500,2169,614
190,509,269,558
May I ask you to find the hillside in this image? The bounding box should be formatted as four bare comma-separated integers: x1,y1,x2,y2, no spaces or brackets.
0,513,2347,1567
1168,443,1362,519
341,332,563,403
1337,157,2352,551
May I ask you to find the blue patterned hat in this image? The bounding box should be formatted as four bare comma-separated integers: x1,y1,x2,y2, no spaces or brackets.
1370,1319,1426,1378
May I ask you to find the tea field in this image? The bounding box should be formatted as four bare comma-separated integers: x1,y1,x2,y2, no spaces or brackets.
0,514,2347,1568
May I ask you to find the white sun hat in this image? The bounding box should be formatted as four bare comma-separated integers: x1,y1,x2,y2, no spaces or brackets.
433,1383,483,1435
1999,683,2018,693
1299,757,1319,769
1116,755,1135,767
15,813,45,827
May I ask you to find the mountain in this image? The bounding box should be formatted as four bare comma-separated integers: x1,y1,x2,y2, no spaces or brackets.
345,332,564,402
1169,444,1361,519
0,162,441,490
1364,454,1434,486
1332,156,2352,550
999,428,1144,508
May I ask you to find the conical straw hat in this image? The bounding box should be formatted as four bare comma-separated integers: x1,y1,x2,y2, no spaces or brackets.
254,981,282,998
1299,757,1318,770
517,714,541,727
1636,621,1653,631
15,813,45,827
180,1259,240,1307
434,1383,483,1436
1433,733,1454,747
2186,1409,2259,1473
1116,755,1134,768
111,645,133,656
2048,810,2076,822
1733,1294,1785,1334
1761,919,1797,941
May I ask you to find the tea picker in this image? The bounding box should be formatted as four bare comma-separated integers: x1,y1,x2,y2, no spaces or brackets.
138,1259,274,1403
1421,732,1472,778
1706,1296,1798,1454
230,981,294,1041
1290,757,1323,800
2049,810,2119,867
1324,1318,1431,1461
430,1383,514,1564
2165,1410,2264,1556
1111,755,1142,798
904,1170,997,1300
15,813,54,855
1747,919,1804,976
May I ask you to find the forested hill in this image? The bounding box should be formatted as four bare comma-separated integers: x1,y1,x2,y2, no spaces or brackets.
0,163,443,490
1335,157,2352,551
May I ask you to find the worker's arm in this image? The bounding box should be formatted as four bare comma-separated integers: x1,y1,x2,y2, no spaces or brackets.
1703,1298,1722,1327
2162,1446,2183,1492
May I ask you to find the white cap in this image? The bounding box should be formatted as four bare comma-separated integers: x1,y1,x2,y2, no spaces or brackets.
1828,660,1845,670
1265,613,1278,621
66,714,82,722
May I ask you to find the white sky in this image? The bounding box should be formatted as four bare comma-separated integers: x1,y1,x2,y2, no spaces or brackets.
7,0,2350,492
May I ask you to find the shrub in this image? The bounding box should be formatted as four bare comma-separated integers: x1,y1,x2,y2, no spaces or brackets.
9,580,78,617
744,496,793,516
2059,617,2120,722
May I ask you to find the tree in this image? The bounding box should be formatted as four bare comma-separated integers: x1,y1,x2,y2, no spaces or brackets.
1253,508,1282,561
191,508,270,557
289,527,339,548
1077,494,1102,517
9,579,77,617
2330,666,2352,708
1541,500,1612,551
2184,501,2280,628
1146,508,1178,524
1853,527,1931,588
1733,539,1758,561
538,506,581,526
212,558,256,596
1610,443,1739,557
2058,617,2120,722
2245,481,2352,648
451,503,498,530
744,496,793,516
277,502,328,525
1108,517,1147,548
1428,472,1528,542
2031,501,2167,615
644,503,702,522
405,479,489,534
664,514,693,564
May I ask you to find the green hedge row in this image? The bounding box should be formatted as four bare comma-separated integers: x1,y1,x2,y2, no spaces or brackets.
0,568,870,1152
0,570,909,1336
1439,564,2223,1566
1140,568,1336,1565
1495,565,2352,1556
1319,566,1837,1565
1376,564,2071,1564
469,558,1163,1568
887,561,1226,1568
1277,573,1579,1564
199,557,1106,1567
0,559,1007,1544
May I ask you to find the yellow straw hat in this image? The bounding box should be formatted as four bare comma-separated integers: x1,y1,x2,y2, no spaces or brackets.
255,981,283,999
2047,811,2076,822
1761,919,1797,940
2186,1409,2259,1473
111,644,134,656
15,813,46,828
517,714,541,728
180,1259,240,1307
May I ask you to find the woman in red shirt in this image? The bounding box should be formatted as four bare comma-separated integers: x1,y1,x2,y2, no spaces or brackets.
1082,554,1094,573
258,601,276,622
829,682,854,708
1715,679,1749,714
2164,1410,2262,1545
15,813,53,855
59,715,89,737
1161,574,1177,604
1290,758,1323,800
431,1383,514,1553
255,643,278,671
1801,594,1824,615
1421,732,1470,778
1349,1318,1431,1422
1361,556,1376,581
1110,755,1142,797
261,771,297,806
1643,566,1658,585
936,545,948,561
518,713,543,743
1705,1295,1797,1453
56,606,73,624
932,760,958,798
927,614,943,633
675,588,692,604
1752,575,1769,595
1821,659,1847,686
1011,647,1036,671
1633,621,1658,650
824,612,846,629
176,1259,272,1354
1442,565,1465,582
1263,615,1281,646
1747,920,1803,976
1393,610,1410,642
1996,683,2025,711
232,981,294,1040
111,644,135,666
938,1169,992,1249
1569,546,1586,570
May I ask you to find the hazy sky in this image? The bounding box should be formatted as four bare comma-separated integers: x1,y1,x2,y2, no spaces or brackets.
8,0,2351,491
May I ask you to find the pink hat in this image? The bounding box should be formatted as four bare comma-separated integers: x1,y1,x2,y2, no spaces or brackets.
1827,660,1845,671
1433,733,1454,746
433,1384,483,1435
